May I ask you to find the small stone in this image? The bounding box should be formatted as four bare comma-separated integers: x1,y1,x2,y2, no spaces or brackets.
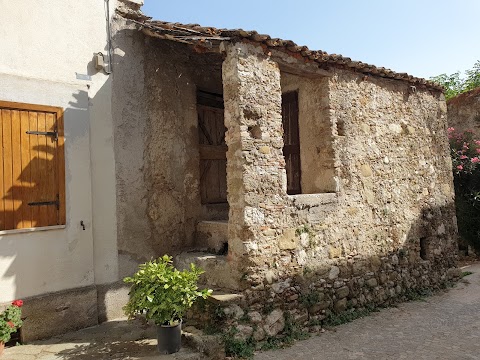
328,266,340,280
336,286,350,299
360,164,373,177
308,299,329,314
265,270,276,284
300,232,310,247
224,304,244,320
366,278,378,288
263,309,285,336
259,146,271,154
391,254,399,265
288,294,299,301
329,246,342,259
383,156,390,164
253,327,266,341
278,228,297,250
249,311,262,324
234,325,253,341
334,298,347,313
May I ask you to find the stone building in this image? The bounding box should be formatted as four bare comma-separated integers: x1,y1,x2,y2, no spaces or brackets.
111,1,459,339
447,87,480,136
0,0,459,342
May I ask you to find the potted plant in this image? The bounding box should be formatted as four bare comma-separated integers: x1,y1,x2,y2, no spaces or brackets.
123,255,212,354
0,300,23,357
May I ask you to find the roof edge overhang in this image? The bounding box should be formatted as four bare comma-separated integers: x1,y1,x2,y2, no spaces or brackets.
116,9,444,92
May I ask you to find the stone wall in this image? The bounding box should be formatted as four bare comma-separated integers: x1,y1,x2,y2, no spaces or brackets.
447,87,480,137
214,41,458,342
112,18,224,277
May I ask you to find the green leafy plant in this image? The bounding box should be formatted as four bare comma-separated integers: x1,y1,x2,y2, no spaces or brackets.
223,328,256,359
123,255,212,326
0,300,23,344
430,60,480,100
448,128,480,250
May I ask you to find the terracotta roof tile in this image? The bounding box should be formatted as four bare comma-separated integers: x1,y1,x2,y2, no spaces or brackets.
123,15,443,91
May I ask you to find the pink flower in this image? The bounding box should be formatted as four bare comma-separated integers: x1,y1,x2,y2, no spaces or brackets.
7,321,14,328
460,155,468,160
457,165,463,170
477,148,480,154
475,140,480,146
472,157,480,164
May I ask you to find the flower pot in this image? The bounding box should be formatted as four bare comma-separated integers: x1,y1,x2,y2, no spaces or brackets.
156,320,182,354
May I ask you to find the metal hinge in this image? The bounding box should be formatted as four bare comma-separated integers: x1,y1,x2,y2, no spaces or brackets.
26,130,58,141
28,195,60,210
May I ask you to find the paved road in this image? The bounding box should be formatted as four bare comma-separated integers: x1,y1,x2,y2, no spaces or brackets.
255,262,480,360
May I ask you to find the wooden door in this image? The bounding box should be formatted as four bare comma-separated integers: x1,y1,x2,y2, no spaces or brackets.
282,91,301,195
198,92,227,204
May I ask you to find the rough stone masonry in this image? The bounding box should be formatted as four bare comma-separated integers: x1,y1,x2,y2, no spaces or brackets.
209,41,460,340
112,5,460,344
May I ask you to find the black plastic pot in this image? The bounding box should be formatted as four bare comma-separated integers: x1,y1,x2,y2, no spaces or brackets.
156,320,182,354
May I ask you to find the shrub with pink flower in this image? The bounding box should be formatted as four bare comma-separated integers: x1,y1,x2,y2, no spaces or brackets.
448,127,480,251
448,128,480,175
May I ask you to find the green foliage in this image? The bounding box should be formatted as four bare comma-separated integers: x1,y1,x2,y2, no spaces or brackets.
404,288,432,302
448,128,480,251
461,271,473,278
123,255,212,326
430,60,480,100
223,328,256,359
260,312,309,351
323,307,373,327
300,291,321,308
0,301,23,343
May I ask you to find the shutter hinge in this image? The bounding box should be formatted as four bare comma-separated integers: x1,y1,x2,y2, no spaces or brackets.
26,130,58,141
28,195,60,210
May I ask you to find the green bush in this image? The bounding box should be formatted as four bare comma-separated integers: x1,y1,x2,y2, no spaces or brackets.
448,128,480,251
123,255,212,326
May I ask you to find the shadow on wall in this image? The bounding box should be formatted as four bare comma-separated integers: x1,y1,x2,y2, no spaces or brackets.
290,201,459,310
0,90,88,299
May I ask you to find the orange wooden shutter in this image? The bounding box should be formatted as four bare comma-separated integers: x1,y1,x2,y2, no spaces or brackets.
0,101,65,231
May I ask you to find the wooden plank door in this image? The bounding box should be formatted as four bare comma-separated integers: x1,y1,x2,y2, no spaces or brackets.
282,91,302,195
197,92,227,204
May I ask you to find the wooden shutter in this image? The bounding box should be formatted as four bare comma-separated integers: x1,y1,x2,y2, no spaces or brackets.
282,91,302,195
197,91,227,204
0,101,65,231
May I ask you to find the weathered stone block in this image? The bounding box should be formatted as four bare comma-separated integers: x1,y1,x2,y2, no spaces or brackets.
19,286,98,342
334,298,348,313
366,278,378,288
329,246,342,259
263,309,285,336
278,228,297,250
336,286,350,299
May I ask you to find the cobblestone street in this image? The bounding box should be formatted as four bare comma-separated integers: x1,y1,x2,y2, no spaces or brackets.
255,262,480,360
3,262,480,360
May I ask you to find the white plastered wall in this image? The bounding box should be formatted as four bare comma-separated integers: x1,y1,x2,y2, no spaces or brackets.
0,0,119,302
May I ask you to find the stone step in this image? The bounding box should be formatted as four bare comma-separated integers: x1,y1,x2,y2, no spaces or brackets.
174,252,240,290
182,325,225,360
195,220,228,254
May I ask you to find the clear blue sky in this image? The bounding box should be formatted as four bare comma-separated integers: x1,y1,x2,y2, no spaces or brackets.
142,0,480,80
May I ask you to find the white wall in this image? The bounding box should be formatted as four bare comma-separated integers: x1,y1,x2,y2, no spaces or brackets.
0,0,119,302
